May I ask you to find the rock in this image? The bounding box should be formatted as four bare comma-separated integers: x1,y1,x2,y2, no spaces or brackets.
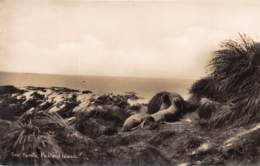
82,90,92,94
23,91,46,110
25,86,47,92
125,92,139,100
0,96,26,120
56,94,80,118
0,85,24,94
74,105,129,138
94,94,128,108
50,87,80,93
128,104,142,111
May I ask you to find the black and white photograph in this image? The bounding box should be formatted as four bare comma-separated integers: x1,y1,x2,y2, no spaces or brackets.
0,0,260,165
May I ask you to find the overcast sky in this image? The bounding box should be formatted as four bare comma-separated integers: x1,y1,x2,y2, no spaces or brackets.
1,0,260,79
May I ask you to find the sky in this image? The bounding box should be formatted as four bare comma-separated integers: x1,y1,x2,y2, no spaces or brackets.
1,0,260,79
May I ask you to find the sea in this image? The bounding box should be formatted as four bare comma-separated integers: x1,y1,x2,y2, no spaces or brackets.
0,72,194,100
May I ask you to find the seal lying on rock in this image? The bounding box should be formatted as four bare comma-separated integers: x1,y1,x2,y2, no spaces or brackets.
151,92,185,121
141,93,186,128
123,91,187,131
122,105,148,131
148,91,185,114
150,104,180,122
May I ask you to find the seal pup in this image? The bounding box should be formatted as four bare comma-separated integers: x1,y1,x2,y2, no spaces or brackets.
122,104,148,131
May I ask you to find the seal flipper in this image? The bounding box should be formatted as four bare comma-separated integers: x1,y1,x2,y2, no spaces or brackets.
140,116,158,130
122,119,141,131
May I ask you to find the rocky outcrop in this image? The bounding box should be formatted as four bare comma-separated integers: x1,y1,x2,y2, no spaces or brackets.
0,86,259,166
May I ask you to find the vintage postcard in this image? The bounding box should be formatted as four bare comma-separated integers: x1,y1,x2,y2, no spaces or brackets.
0,0,260,165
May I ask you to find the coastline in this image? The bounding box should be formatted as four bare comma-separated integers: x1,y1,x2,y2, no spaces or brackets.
0,85,259,165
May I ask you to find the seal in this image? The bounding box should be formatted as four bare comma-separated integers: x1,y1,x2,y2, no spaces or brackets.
140,104,180,130
122,105,148,131
123,91,187,131
141,92,187,128
147,91,185,114
151,104,179,122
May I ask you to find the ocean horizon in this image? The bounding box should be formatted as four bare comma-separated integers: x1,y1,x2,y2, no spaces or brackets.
0,72,194,99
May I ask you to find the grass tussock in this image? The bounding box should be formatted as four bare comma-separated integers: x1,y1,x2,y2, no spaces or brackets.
2,121,64,165
190,34,260,128
1,110,71,165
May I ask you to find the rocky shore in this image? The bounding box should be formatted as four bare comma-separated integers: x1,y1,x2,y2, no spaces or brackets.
0,85,259,166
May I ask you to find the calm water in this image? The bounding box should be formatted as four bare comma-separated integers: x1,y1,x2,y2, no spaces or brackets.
0,72,194,99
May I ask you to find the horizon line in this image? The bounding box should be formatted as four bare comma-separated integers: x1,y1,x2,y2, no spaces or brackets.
0,70,196,80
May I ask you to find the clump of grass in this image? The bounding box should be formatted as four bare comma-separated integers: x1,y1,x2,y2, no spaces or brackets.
18,109,68,133
1,109,76,165
210,34,260,98
1,109,96,165
190,34,260,128
2,121,64,165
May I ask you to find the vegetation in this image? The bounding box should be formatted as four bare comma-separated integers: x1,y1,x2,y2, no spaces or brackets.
190,34,260,128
